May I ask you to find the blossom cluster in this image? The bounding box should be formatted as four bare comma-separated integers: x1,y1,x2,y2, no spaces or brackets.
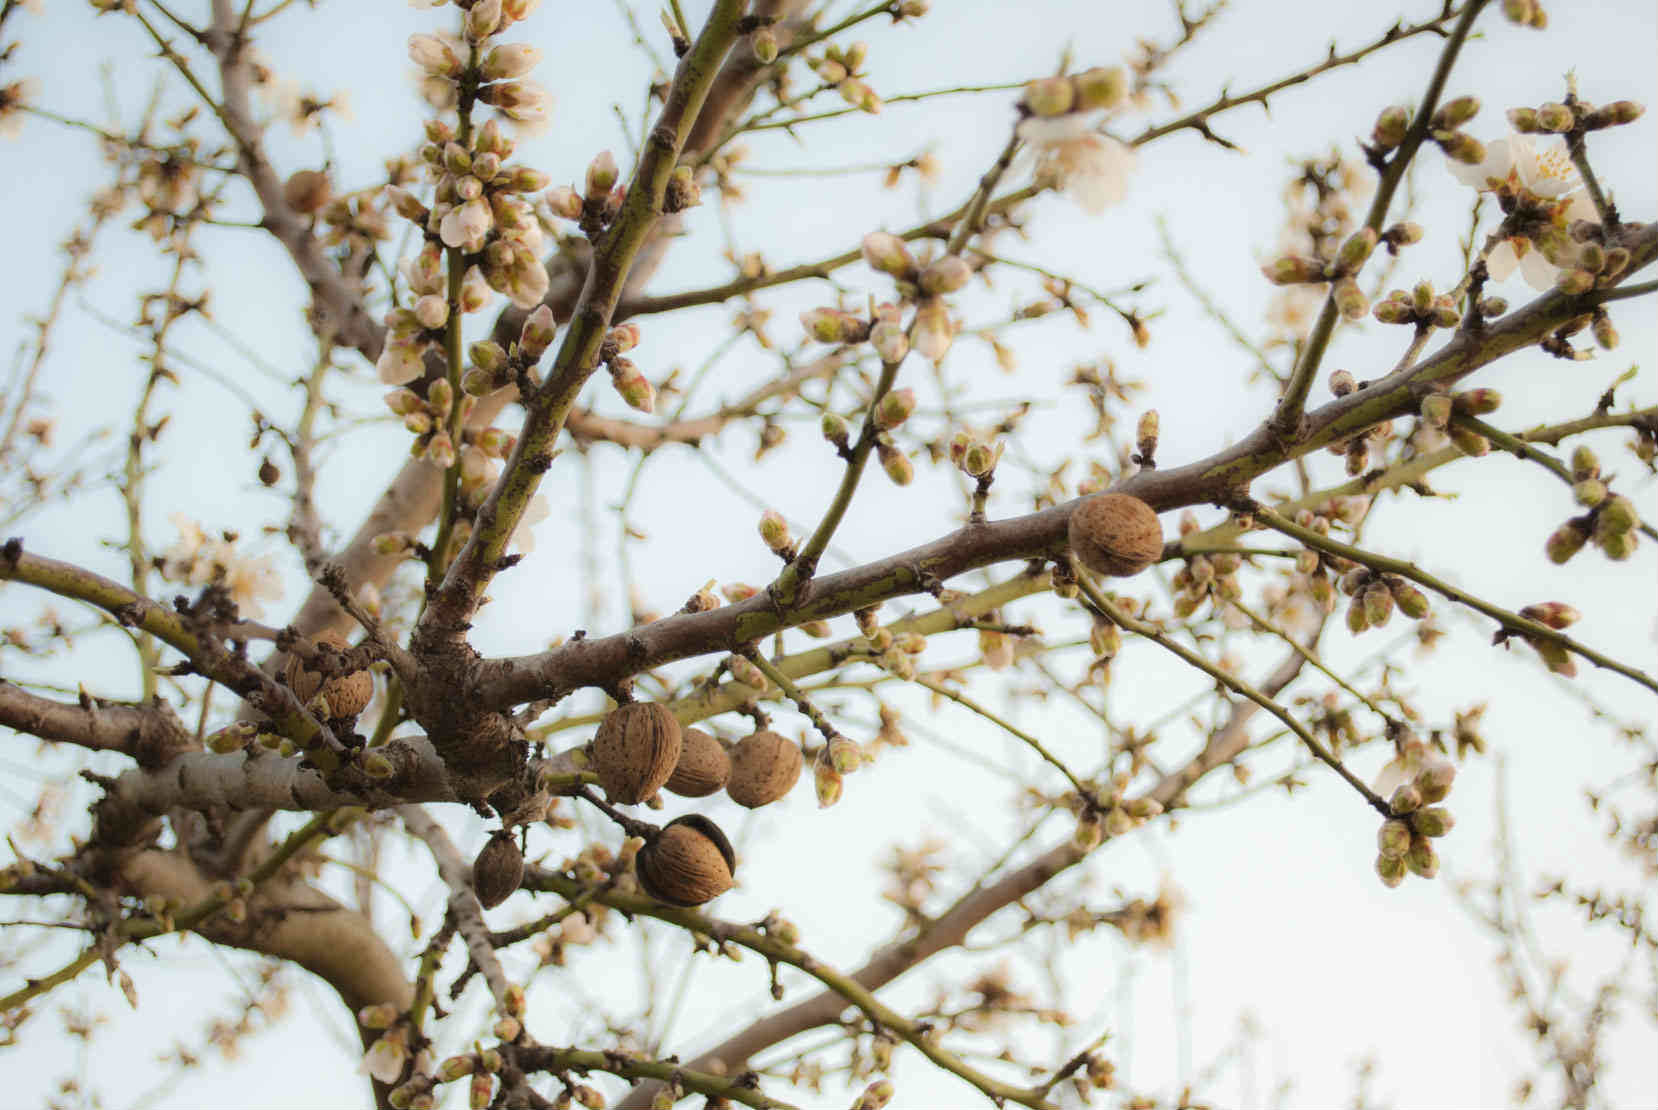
159,514,284,619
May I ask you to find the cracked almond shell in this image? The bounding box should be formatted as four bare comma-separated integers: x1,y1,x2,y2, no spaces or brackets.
1067,493,1164,578
725,730,803,808
592,702,682,805
283,630,374,720
664,728,731,798
636,815,735,906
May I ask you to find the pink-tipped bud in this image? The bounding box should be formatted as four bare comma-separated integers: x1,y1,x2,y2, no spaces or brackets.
1518,601,1579,630
1451,388,1500,415
1545,519,1589,564
585,150,618,199
1419,393,1452,428
609,358,655,413
1415,759,1456,804
518,304,556,361
814,758,844,807
1378,819,1412,859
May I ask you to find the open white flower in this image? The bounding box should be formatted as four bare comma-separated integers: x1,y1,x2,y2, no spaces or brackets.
1018,113,1137,215
1449,134,1598,290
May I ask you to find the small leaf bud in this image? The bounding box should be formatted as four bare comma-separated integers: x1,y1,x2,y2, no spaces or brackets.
920,255,972,295
1334,228,1378,275
1447,425,1489,457
815,758,843,807
1073,66,1127,110
1023,76,1076,118
1436,130,1486,164
1262,256,1326,285
1376,852,1407,888
750,27,778,64
1404,833,1439,878
1419,393,1452,428
1415,758,1456,803
821,411,850,447
519,304,557,361
1583,100,1644,129
1390,580,1431,619
1451,388,1501,415
585,150,618,199
1389,783,1423,814
1332,276,1368,321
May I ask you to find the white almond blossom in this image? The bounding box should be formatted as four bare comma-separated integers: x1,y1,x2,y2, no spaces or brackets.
1018,113,1137,215
1449,134,1598,290
160,515,285,619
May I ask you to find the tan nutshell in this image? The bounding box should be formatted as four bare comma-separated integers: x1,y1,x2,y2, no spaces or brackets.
1067,493,1164,577
283,631,374,720
471,831,525,910
592,702,683,804
664,728,731,798
636,816,735,906
725,730,803,808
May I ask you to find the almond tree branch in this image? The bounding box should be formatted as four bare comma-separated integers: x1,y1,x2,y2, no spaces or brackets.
0,679,194,767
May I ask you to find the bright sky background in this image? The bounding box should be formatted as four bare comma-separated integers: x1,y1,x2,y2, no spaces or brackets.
2,1,1655,1108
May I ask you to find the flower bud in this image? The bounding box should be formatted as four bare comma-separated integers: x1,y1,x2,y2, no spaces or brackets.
482,42,539,81
1536,101,1574,132
1591,312,1618,349
1415,758,1456,803
1437,131,1486,164
1327,369,1357,397
1505,105,1541,133
1377,818,1412,859
1334,228,1378,275
1090,618,1122,658
1597,494,1639,535
519,304,556,361
815,758,843,807
1545,519,1590,564
820,411,850,447
1362,581,1395,627
1332,276,1368,321
1371,105,1409,149
873,388,915,430
1023,76,1075,118
585,150,618,199
869,320,909,363
861,231,915,278
1073,66,1127,111
961,441,998,478
1411,807,1456,838
413,294,448,331
1583,100,1644,129
1389,783,1422,814
1451,388,1500,415
546,185,582,220
758,511,792,555
1261,256,1326,285
465,0,503,41
1419,393,1452,428
828,737,863,774
877,440,913,485
750,27,779,64
1376,852,1407,888
408,33,461,77
800,307,851,344
1447,425,1488,457
920,255,971,295
609,358,655,413
1556,268,1595,295
1404,833,1439,878
1432,95,1480,130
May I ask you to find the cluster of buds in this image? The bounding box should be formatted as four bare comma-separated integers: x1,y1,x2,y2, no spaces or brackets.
1549,222,1634,297
1261,226,1379,320
1169,551,1242,618
461,305,557,398
1321,377,1398,475
861,233,969,361
1514,601,1582,676
384,376,471,468
947,429,1005,482
408,2,549,123
545,149,628,237
854,606,926,680
808,40,881,114
1339,568,1432,634
1371,96,1484,164
598,322,654,412
1371,279,1462,330
1070,775,1164,852
1019,66,1129,120
1545,447,1641,563
1508,98,1643,136
1375,736,1457,888
1416,387,1501,457
378,113,550,382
